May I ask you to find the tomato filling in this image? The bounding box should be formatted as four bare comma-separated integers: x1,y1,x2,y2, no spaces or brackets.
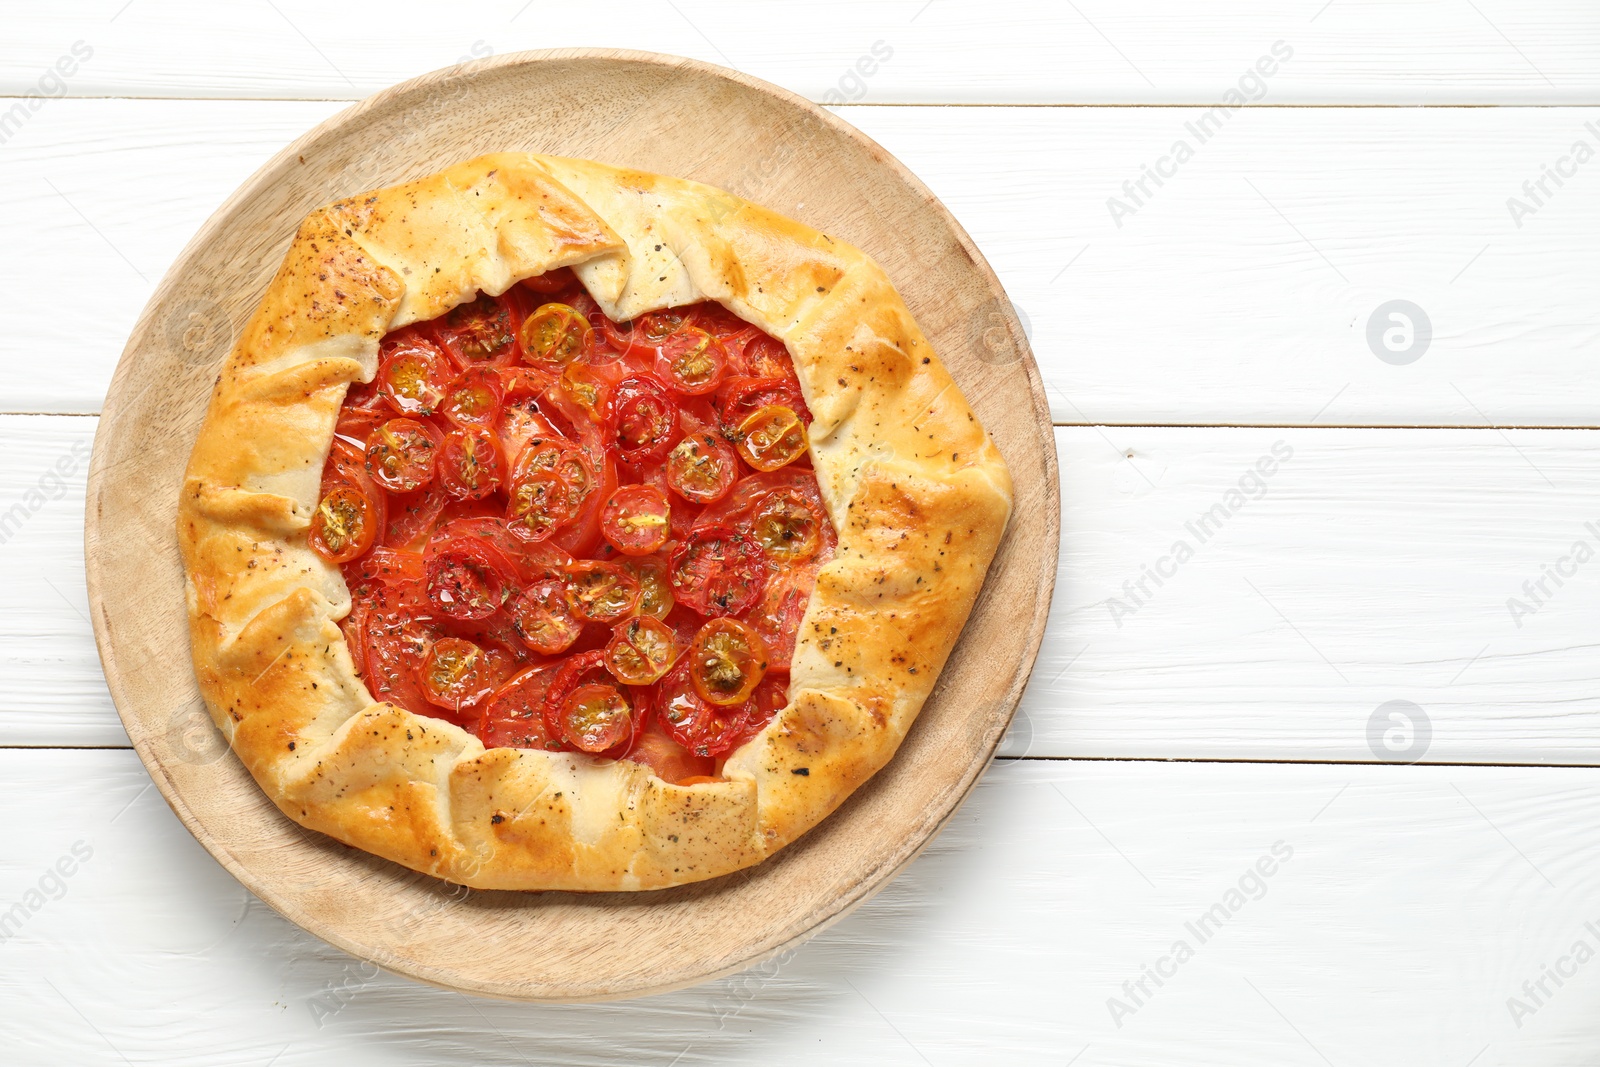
313,270,836,783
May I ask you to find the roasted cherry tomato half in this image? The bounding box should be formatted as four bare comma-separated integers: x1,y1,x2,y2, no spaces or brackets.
557,683,633,753
600,483,671,556
309,484,379,564
477,663,562,750
688,618,769,706
604,616,679,685
734,404,808,471
509,576,583,655
665,431,739,504
563,560,641,623
425,545,504,621
376,331,452,417
506,440,593,542
437,293,516,367
540,655,633,755
669,525,766,617
440,365,504,429
366,418,441,493
654,327,728,395
611,376,678,465
519,302,593,370
437,427,506,501
747,486,824,563
621,555,675,619
419,637,496,713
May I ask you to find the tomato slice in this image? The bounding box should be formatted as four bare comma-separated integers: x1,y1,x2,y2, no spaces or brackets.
435,293,517,368
740,562,817,671
654,327,728,395
600,483,671,556
440,366,504,429
665,431,739,504
312,439,386,564
510,576,583,654
519,302,594,371
376,329,452,417
335,392,388,447
366,418,441,493
425,543,505,621
477,663,562,749
351,546,426,590
604,616,679,685
338,594,371,679
743,673,789,738
610,376,678,465
740,335,795,380
495,372,565,464
624,726,716,785
437,427,506,500
669,526,766,617
687,618,769,706
384,485,448,549
638,308,692,344
564,560,641,623
359,585,438,716
733,404,808,471
418,636,496,714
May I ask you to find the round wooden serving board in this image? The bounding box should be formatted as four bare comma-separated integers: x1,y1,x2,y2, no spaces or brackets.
85,49,1059,1002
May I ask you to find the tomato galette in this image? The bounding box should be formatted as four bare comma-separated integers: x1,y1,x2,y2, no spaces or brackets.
178,154,1012,891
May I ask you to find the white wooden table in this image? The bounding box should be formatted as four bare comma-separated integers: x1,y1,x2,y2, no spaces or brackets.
4,3,1600,1063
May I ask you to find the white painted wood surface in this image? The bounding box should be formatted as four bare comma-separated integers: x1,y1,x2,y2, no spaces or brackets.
4,1,1600,104
5,101,1600,424
5,752,1600,1066
7,3,1600,1064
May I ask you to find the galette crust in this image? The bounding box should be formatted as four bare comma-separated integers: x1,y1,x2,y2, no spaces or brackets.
176,154,1012,891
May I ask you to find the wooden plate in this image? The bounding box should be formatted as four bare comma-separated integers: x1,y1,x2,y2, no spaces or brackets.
84,49,1058,1002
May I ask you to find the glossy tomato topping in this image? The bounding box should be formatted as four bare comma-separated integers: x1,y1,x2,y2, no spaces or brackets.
318,285,834,781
